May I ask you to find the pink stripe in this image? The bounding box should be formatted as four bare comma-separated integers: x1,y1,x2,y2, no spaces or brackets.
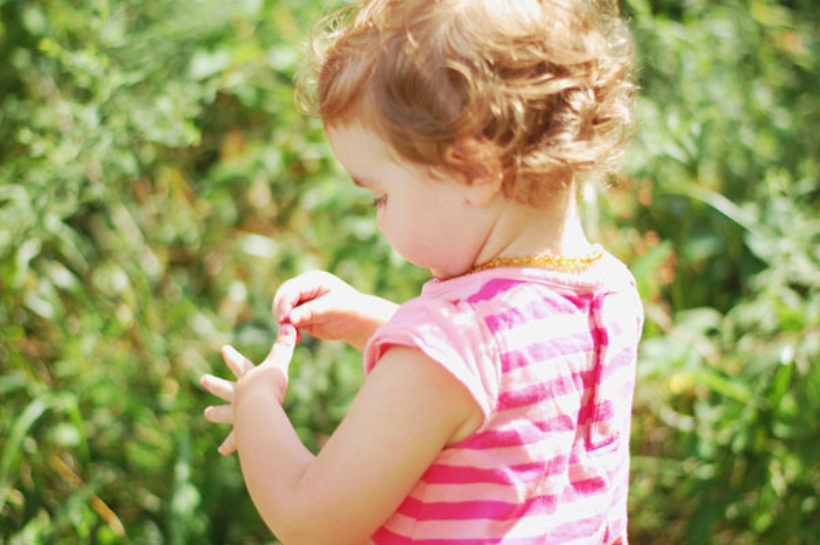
372,526,549,545
594,322,610,346
458,414,576,449
397,477,613,522
373,527,491,545
499,332,595,372
567,431,631,466
562,292,595,310
484,297,580,333
376,476,620,543
590,290,611,311
595,399,616,422
571,476,608,495
549,511,607,542
602,346,637,377
577,399,615,426
396,494,559,521
497,370,594,411
466,278,527,304
422,455,569,485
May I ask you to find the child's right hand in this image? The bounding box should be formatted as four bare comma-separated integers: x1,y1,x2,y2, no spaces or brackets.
273,271,398,352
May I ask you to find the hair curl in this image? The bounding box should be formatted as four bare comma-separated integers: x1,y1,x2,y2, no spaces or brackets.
300,0,635,205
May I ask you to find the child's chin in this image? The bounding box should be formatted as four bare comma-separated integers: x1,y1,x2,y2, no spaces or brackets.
431,266,467,281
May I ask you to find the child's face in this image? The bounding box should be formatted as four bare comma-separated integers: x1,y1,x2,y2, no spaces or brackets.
326,121,497,279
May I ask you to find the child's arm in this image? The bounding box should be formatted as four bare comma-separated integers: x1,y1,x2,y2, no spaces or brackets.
202,327,482,545
273,271,398,352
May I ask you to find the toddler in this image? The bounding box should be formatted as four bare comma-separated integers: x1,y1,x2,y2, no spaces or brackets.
201,0,643,543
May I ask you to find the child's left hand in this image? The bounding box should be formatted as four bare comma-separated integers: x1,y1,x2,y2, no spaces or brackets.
200,324,297,455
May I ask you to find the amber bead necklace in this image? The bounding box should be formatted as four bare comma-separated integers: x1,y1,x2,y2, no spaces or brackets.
471,245,603,274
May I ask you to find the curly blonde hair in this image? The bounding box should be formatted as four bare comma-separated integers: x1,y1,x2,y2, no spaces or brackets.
303,0,635,205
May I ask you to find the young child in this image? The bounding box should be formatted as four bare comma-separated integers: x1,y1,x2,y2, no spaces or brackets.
201,0,642,543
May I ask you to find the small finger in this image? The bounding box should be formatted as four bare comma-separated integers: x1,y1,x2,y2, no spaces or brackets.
262,323,298,370
200,374,235,402
221,345,255,378
204,404,233,424
277,316,302,345
283,318,303,345
218,430,237,455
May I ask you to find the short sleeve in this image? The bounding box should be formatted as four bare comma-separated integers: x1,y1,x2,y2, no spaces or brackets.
363,297,500,427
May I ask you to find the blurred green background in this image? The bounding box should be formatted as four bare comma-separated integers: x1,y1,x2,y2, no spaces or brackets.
0,0,817,543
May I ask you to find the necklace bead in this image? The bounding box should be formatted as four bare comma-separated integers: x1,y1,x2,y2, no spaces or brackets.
471,246,603,274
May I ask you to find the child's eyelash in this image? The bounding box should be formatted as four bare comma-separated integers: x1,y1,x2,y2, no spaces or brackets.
372,195,387,207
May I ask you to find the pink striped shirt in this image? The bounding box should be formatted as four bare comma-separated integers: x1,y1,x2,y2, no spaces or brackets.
363,253,643,544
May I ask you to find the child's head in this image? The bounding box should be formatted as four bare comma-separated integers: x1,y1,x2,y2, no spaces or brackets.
309,0,635,206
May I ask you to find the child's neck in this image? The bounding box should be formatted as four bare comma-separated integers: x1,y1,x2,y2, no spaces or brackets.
476,187,593,266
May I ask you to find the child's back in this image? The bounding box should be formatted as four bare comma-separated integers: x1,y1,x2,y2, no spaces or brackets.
364,255,642,544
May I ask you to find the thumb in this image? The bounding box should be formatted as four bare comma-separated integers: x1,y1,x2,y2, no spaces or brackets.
288,297,333,327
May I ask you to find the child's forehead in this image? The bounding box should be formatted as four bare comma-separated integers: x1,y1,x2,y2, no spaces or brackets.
326,119,441,187
326,117,401,161
326,121,397,171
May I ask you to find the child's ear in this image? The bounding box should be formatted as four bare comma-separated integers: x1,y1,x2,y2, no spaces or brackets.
443,136,503,206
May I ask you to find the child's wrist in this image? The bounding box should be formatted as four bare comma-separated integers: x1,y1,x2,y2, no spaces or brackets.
364,294,399,323
349,295,398,351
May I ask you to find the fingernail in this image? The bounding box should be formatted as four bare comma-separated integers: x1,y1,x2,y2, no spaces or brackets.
280,323,296,341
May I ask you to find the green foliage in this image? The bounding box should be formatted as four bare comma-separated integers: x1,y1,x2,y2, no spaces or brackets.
0,0,422,542
0,0,817,543
611,1,820,543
